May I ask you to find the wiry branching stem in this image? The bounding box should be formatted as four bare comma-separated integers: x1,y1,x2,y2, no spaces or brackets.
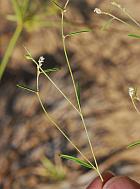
36,67,99,173
61,1,103,182
111,2,140,28
30,57,80,114
24,48,103,179
24,0,103,180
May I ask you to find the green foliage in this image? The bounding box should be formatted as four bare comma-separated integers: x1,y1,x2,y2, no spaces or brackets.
127,140,140,148
24,54,32,60
0,0,61,79
38,156,66,181
17,84,37,93
43,68,60,73
17,0,104,181
50,0,64,11
95,2,140,152
128,34,140,39
60,154,93,169
65,29,91,37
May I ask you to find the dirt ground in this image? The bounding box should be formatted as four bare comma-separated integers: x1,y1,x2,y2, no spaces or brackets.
0,0,140,188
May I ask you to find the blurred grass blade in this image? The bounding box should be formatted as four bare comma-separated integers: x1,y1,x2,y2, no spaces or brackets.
60,154,93,169
51,0,64,11
0,25,22,80
6,14,17,22
24,46,32,57
127,140,140,148
17,84,37,93
12,0,22,24
22,0,30,16
101,18,114,31
66,29,91,37
128,34,140,38
43,68,60,73
76,82,81,105
40,156,66,181
25,54,32,60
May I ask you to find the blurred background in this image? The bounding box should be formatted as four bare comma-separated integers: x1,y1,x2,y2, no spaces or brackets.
0,0,140,188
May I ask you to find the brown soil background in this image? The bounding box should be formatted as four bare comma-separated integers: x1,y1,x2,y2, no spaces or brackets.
0,0,140,188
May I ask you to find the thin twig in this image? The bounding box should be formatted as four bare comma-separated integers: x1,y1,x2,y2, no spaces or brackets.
131,97,140,115
111,2,140,28
61,1,103,182
35,67,97,171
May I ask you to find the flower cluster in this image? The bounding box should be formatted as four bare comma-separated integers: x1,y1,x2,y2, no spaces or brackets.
128,87,135,98
38,56,45,67
94,8,102,15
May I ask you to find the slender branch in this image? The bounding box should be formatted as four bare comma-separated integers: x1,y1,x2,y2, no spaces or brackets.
123,11,140,28
35,68,97,171
111,2,140,28
131,97,140,115
30,58,80,114
64,0,70,9
25,50,102,178
24,0,103,179
101,11,129,26
61,1,103,182
12,0,22,24
37,92,97,169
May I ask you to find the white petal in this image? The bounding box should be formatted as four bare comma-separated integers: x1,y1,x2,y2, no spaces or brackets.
94,8,102,14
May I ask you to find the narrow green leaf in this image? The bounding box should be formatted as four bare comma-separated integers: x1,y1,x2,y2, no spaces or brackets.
24,54,32,60
17,84,37,93
60,154,93,169
101,18,114,31
22,0,30,16
12,0,23,23
76,82,81,105
50,0,64,11
66,29,91,37
6,14,17,22
23,46,32,58
127,140,140,148
43,68,60,73
128,34,140,39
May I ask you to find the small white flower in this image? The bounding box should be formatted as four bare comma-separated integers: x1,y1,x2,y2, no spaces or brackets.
128,87,135,98
38,56,45,67
94,8,102,14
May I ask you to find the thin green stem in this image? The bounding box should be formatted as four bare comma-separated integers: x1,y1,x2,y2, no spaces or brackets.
22,0,30,17
35,69,97,171
36,66,40,92
61,2,103,181
17,84,37,93
131,97,140,115
37,92,97,169
31,58,80,114
0,25,23,79
31,56,103,180
12,0,23,24
24,1,103,179
123,11,140,28
101,11,129,26
111,2,140,28
64,0,70,9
